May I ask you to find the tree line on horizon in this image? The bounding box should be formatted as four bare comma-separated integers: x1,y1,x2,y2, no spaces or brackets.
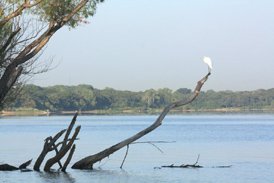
3,84,274,112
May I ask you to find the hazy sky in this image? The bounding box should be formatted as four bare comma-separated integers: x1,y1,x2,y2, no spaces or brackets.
31,0,274,91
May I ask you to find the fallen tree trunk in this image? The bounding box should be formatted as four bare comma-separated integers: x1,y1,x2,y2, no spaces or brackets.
72,72,211,169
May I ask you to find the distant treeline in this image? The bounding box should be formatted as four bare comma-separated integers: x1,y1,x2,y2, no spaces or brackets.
4,84,274,112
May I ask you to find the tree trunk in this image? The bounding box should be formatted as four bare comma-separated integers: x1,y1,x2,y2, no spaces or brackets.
0,66,23,106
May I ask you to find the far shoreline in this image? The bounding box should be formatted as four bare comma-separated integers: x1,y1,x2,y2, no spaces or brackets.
1,108,274,117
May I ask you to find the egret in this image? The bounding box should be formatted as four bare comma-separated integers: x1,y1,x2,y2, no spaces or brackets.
203,56,213,73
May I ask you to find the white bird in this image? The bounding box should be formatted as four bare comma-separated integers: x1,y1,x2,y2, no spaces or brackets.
203,56,213,73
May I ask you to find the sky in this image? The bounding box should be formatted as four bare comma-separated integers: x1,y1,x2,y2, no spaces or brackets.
31,0,274,91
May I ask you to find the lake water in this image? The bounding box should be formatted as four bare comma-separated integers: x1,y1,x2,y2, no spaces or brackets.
1,114,274,183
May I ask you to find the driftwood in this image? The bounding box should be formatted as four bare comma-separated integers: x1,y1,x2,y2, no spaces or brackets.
160,155,232,169
162,155,203,168
160,164,232,169
0,159,32,171
0,164,19,171
34,112,80,172
72,72,211,169
162,164,203,168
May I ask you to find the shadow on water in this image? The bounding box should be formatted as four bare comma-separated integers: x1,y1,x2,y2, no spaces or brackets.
36,168,150,183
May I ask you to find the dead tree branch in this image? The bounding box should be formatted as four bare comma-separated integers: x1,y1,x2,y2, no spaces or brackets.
61,144,76,172
120,141,173,169
131,141,174,154
33,129,66,171
62,113,78,148
19,159,32,170
44,126,81,171
34,112,80,172
120,145,129,169
72,72,211,170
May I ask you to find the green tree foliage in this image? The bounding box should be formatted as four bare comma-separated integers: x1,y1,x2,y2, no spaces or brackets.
0,0,104,107
34,0,100,27
5,85,274,112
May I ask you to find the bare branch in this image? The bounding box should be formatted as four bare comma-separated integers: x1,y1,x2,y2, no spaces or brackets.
44,126,81,171
52,143,63,169
62,112,78,148
19,159,32,169
193,154,200,166
33,129,66,171
120,145,129,169
0,27,21,54
61,144,76,172
53,138,80,149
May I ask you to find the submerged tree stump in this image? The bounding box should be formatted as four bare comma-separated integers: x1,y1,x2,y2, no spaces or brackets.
34,112,80,172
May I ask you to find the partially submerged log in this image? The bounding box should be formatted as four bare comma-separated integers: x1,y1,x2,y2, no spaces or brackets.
0,159,32,171
162,164,203,168
160,155,232,169
160,164,232,169
72,72,211,169
0,164,19,171
162,155,203,168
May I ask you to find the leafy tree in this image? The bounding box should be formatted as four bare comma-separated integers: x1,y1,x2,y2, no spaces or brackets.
4,84,274,112
0,0,104,107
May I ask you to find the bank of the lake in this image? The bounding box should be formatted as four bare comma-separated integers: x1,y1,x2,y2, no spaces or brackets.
2,106,274,116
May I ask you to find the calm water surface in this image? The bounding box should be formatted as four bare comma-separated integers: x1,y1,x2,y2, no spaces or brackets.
1,114,274,183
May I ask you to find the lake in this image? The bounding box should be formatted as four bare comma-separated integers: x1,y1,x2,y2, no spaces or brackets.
1,114,274,183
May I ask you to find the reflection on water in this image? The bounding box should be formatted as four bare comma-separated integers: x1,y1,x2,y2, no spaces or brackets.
38,172,75,183
1,114,274,183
